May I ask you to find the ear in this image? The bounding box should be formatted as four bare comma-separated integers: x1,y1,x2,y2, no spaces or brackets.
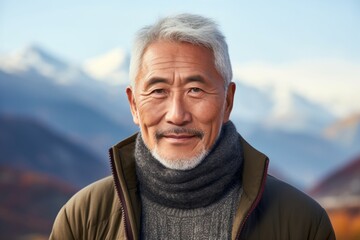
223,82,236,122
126,86,140,125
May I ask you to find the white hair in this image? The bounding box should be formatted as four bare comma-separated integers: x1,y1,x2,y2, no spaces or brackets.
129,13,233,88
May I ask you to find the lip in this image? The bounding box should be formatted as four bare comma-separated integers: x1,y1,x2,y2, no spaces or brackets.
162,134,197,144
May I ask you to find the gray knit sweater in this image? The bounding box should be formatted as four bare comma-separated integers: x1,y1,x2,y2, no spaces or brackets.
135,121,243,239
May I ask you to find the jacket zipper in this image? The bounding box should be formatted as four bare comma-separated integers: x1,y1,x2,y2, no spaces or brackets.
109,148,134,240
235,159,269,240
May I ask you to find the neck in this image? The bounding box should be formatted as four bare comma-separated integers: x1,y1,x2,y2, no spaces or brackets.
135,121,243,209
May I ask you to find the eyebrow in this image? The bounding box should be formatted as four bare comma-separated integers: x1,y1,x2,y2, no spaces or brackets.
144,75,207,89
144,77,169,89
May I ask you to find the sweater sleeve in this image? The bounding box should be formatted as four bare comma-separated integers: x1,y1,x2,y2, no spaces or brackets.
49,206,76,240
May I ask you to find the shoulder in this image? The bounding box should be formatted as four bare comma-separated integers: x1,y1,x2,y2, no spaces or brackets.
249,175,335,239
264,175,321,209
261,175,328,219
65,176,121,222
69,176,115,203
50,176,123,239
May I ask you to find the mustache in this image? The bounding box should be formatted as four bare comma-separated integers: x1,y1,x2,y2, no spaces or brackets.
155,127,204,140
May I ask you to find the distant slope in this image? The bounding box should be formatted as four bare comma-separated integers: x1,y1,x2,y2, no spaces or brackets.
0,115,109,187
309,155,360,240
244,127,347,188
0,165,77,239
0,69,136,156
232,80,335,134
1,45,358,189
323,113,360,155
309,155,360,209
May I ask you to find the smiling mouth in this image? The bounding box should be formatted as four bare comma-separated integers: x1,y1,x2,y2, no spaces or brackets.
163,134,197,142
161,134,198,144
155,128,204,141
165,134,195,138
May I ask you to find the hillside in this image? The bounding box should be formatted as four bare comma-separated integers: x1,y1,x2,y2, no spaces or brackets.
309,155,360,209
0,69,136,156
0,115,109,187
309,155,360,240
0,166,77,239
244,127,346,187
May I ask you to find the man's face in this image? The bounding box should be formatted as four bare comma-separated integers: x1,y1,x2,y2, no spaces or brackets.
127,41,235,168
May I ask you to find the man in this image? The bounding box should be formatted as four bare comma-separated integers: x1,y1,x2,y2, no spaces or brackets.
50,14,335,239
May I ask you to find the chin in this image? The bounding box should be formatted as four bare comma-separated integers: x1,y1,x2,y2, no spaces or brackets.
151,147,209,170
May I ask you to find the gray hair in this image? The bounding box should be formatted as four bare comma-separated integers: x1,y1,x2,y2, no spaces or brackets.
129,13,233,88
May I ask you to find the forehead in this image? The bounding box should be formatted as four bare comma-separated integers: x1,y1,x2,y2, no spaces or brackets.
139,41,217,77
143,41,214,60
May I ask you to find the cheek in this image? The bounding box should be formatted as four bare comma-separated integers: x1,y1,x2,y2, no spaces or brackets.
137,99,166,127
191,99,225,145
192,99,225,123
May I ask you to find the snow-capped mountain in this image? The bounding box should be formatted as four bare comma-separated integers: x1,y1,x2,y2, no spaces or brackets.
0,45,89,85
232,80,335,135
323,113,360,148
0,45,136,157
0,44,336,134
321,113,360,166
83,48,130,85
1,44,358,188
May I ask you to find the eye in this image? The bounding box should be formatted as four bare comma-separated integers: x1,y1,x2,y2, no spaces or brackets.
189,87,203,93
150,88,167,98
152,89,165,94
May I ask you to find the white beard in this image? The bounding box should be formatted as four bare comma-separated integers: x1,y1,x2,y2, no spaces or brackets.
151,146,209,170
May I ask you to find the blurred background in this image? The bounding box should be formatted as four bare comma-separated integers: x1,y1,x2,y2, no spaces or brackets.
0,0,359,239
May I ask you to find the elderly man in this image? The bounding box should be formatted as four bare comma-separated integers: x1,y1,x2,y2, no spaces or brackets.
50,14,335,239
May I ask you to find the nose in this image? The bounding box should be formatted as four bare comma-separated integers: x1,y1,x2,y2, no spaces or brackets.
165,94,191,126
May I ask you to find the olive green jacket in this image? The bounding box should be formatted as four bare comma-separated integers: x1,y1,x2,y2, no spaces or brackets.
50,134,335,239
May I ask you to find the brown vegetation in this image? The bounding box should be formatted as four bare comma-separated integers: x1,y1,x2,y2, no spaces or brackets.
327,208,360,240
0,166,77,239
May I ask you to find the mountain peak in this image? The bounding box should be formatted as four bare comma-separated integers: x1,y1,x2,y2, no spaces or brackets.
323,112,360,149
83,47,130,85
20,44,68,69
0,44,87,85
231,79,335,134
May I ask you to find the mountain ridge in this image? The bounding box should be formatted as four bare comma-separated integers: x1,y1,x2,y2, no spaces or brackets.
0,114,109,187
1,44,359,188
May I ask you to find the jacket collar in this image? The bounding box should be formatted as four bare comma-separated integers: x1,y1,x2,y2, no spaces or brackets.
110,133,269,240
110,133,139,240
232,136,269,239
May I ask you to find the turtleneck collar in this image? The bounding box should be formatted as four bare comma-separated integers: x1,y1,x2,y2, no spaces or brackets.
135,121,243,209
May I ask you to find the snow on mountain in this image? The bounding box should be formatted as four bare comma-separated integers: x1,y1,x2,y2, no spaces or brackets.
232,79,335,134
1,44,358,189
0,45,134,125
323,113,360,156
0,44,340,136
0,46,136,156
0,45,87,85
265,85,335,133
233,59,360,118
82,48,130,85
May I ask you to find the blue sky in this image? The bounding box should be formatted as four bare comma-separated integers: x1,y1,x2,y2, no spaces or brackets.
1,0,359,63
1,0,359,116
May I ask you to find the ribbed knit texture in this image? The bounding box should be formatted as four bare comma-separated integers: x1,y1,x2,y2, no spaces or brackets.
135,121,244,239
141,185,242,240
